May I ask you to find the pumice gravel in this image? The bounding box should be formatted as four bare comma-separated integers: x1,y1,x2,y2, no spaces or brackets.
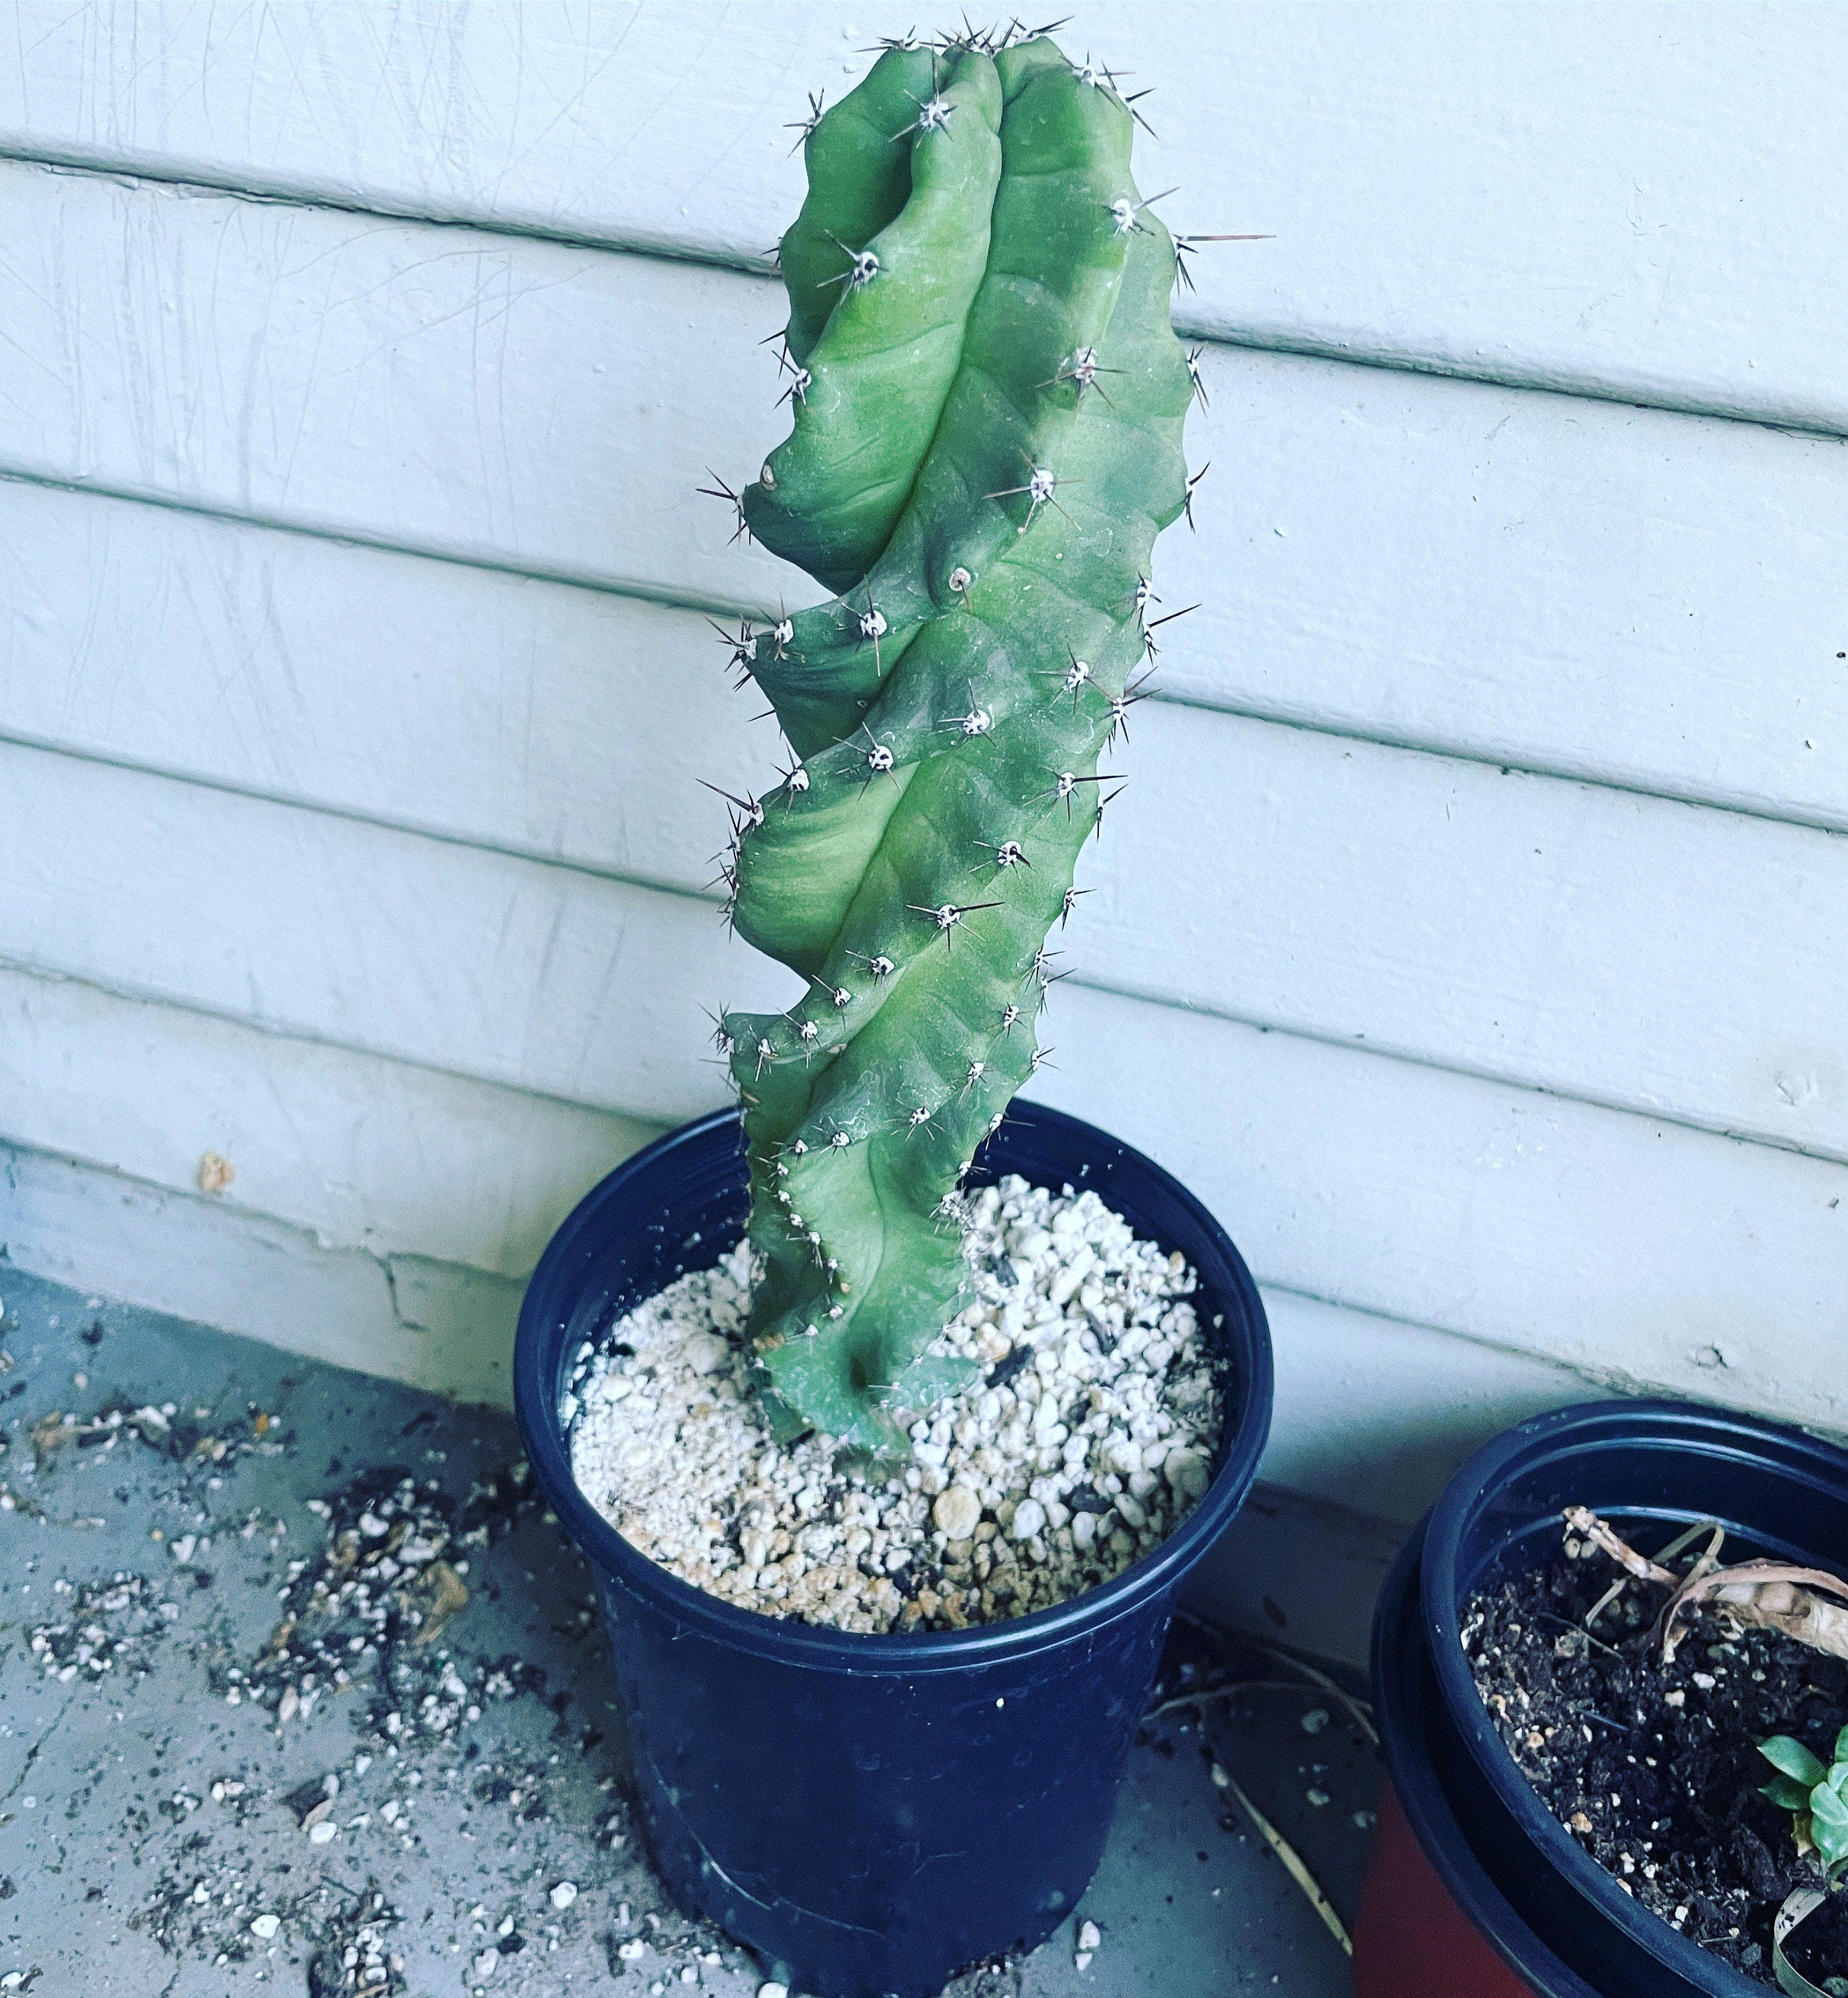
567,1175,1225,1633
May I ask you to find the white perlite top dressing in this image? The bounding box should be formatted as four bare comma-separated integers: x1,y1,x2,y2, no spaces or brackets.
567,1175,1224,1634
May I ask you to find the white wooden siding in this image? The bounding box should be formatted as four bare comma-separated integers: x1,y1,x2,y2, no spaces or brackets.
3,3,1841,428
8,731,1845,1431
0,961,657,1278
1,4,1843,1531
6,165,1845,831
7,483,1846,1160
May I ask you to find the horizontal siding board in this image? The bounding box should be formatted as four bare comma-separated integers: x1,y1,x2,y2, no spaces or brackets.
0,1124,1615,1520
1033,986,1848,1438
1097,719,1848,1163
3,743,1843,1430
6,488,1845,1160
1,1138,521,1407
3,166,1845,832
0,482,769,884
1155,361,1848,831
0,160,786,609
1260,1291,1614,1526
1,3,1841,428
0,741,792,1124
0,961,659,1276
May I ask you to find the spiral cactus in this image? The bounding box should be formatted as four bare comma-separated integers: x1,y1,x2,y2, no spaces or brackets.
713,30,1195,1457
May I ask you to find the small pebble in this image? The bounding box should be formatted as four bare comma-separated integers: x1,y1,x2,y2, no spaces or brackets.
756,1983,788,1998
1077,1919,1101,1952
308,1820,338,1845
683,1332,731,1377
1300,1707,1330,1734
549,1881,577,1910
250,1914,280,1940
933,1485,982,1540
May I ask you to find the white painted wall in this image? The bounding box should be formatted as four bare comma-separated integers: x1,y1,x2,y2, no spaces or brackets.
1,3,1843,1533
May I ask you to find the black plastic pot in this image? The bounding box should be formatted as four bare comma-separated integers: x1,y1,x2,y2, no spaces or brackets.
513,1103,1273,1998
1363,1399,1848,1997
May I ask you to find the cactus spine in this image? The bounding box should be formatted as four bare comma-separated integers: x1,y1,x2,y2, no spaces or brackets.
715,33,1193,1457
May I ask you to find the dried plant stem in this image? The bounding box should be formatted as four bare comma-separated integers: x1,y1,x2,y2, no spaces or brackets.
1217,1765,1354,1958
1584,1518,1717,1629
1236,1636,1382,1748
1564,1508,1848,1665
1774,1886,1834,1998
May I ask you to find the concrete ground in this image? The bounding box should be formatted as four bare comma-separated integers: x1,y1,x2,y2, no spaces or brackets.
0,1265,1373,1997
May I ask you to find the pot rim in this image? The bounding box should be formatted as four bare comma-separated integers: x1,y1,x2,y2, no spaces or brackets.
1373,1521,1602,1998
1419,1399,1848,1994
513,1101,1274,1673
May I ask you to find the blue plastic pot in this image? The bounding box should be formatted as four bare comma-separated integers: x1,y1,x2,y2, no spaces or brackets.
1361,1399,1848,1997
514,1102,1273,1998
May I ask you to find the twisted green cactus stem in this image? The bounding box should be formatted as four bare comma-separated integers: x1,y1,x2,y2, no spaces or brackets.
714,33,1194,1456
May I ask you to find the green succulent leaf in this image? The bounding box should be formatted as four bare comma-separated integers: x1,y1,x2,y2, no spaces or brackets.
1761,1736,1831,1789
718,34,1194,1449
1811,1782,1848,1874
1759,1732,1848,1885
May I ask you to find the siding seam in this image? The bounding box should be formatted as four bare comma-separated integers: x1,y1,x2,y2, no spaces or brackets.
6,467,1846,842
7,845,1847,1173
2,149,1842,442
1258,1269,1848,1451
0,952,679,1133
7,1125,1839,1451
0,1132,521,1324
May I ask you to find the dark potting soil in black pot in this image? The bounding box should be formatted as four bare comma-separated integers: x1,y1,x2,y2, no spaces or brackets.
1464,1539,1848,1984
1383,1399,1848,1998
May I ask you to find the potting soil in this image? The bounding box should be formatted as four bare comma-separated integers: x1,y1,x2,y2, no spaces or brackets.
1464,1532,1848,1985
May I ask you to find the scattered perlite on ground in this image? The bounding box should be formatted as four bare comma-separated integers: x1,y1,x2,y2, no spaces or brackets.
568,1175,1225,1633
226,1461,541,1744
